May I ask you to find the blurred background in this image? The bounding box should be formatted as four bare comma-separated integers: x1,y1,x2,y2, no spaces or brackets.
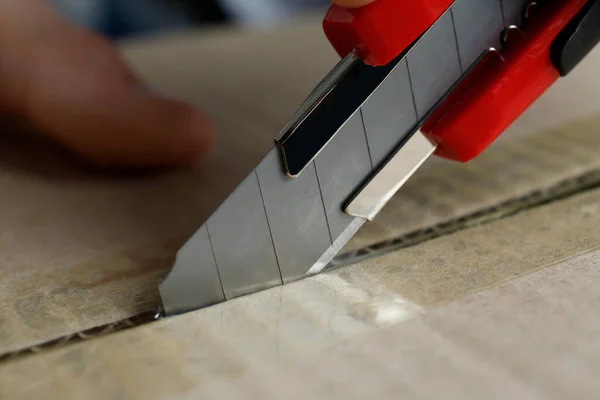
50,0,331,39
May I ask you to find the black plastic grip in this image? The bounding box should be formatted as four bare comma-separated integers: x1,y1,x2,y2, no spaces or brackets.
550,0,600,76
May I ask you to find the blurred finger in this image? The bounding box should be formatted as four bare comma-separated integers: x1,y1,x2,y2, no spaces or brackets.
12,27,212,168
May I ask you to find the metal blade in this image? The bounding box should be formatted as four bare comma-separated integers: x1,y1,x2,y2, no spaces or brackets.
158,225,224,315
159,0,510,316
256,150,332,284
452,0,505,69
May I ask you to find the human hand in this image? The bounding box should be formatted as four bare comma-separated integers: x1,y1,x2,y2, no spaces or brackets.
0,0,212,168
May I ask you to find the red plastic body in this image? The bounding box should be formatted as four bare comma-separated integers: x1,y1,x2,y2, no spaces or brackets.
323,0,452,66
421,0,589,163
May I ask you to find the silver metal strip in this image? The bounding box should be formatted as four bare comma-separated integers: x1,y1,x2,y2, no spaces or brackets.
452,0,505,69
360,60,418,169
158,225,225,315
406,10,463,119
206,171,282,299
314,112,373,240
256,149,332,284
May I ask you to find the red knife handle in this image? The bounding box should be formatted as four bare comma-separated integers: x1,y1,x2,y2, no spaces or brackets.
421,0,597,163
322,0,453,66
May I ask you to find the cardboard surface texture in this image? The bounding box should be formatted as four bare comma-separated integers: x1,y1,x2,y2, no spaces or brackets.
1,187,599,399
0,14,599,399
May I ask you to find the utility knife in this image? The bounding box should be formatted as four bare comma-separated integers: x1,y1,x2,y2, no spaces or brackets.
158,0,600,316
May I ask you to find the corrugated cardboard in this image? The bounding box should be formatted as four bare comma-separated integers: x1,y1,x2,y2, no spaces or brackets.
1,183,599,399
